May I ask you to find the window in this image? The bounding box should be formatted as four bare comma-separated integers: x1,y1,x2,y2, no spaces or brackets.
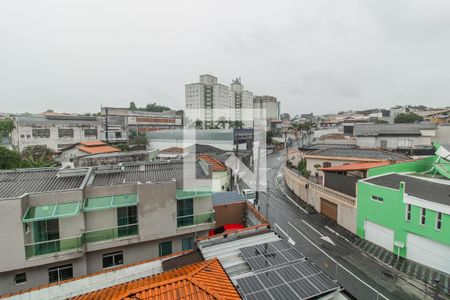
420,208,426,225
102,251,123,268
436,212,442,230
14,273,26,285
398,138,413,148
20,134,25,139
371,195,384,202
177,198,193,227
182,237,194,251
115,132,122,138
26,135,31,138
32,128,50,138
48,264,73,283
380,140,388,149
322,162,332,168
159,241,172,257
405,204,411,221
117,206,138,237
84,128,97,137
58,128,74,138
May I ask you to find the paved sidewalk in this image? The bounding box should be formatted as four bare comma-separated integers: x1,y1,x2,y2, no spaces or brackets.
325,220,450,296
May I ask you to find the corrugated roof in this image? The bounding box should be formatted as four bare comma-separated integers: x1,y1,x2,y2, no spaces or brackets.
147,129,234,141
0,168,88,199
365,173,450,206
199,155,227,171
91,160,207,186
354,123,436,136
72,258,241,300
306,148,410,161
78,145,120,155
320,161,391,172
212,192,245,206
16,114,99,126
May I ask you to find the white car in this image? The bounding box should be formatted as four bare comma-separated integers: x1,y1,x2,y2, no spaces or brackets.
241,189,256,205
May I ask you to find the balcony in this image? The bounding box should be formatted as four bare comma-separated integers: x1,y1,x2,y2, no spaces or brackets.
24,224,139,259
25,235,83,259
84,223,139,244
177,211,215,228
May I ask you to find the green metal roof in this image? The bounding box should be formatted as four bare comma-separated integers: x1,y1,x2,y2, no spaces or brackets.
84,193,138,212
176,187,212,200
23,201,81,223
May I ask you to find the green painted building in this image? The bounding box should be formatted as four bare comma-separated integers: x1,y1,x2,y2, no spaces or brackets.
357,145,450,273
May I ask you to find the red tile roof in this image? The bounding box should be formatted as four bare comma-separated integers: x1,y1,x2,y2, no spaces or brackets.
72,258,241,300
78,145,120,154
160,147,185,154
79,140,107,146
320,161,391,172
199,155,227,171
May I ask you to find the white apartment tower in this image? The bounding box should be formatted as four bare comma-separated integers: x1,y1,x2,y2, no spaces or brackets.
253,95,280,121
185,75,253,128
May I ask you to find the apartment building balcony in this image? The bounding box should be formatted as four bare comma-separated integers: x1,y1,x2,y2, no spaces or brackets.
84,223,139,244
24,235,84,259
176,211,215,235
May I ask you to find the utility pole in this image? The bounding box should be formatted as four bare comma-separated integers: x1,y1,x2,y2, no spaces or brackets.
255,142,261,209
266,184,270,222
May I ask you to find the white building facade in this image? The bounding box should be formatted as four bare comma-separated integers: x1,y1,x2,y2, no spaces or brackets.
185,75,254,128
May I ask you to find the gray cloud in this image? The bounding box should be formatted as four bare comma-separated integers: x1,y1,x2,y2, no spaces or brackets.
0,0,449,115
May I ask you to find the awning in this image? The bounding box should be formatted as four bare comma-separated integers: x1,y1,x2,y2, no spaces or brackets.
23,201,81,223
84,193,138,212
176,187,212,200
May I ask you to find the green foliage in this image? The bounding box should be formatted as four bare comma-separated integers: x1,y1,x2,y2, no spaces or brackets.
394,112,424,123
280,113,290,121
21,156,57,168
128,101,171,112
129,135,148,151
116,143,130,151
229,121,243,129
21,145,54,161
0,118,15,137
374,119,389,123
298,158,311,178
0,146,22,169
195,120,204,129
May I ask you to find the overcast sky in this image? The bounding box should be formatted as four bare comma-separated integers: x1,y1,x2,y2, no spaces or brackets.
1,0,450,115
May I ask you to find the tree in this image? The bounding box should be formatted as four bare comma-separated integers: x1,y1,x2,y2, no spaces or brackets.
129,101,138,111
21,156,57,168
297,159,310,178
129,135,148,151
280,113,290,121
21,145,54,162
216,118,227,129
394,112,424,123
0,146,21,169
145,102,171,112
374,119,389,124
229,121,243,129
195,120,204,129
0,118,15,137
313,164,321,178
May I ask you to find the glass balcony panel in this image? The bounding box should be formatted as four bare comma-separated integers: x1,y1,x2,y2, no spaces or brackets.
177,211,215,228
25,235,83,258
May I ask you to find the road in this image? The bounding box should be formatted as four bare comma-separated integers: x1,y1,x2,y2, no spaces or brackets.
239,150,439,300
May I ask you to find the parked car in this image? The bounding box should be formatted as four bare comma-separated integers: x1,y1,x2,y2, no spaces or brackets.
241,189,256,205
209,223,245,236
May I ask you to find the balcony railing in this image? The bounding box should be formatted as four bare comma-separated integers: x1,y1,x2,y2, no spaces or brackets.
84,223,139,244
177,211,215,228
25,235,83,259
25,224,139,259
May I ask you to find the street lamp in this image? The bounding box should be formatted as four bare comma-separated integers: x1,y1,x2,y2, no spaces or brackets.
282,126,289,165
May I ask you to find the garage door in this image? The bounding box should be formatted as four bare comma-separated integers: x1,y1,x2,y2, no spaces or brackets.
320,198,337,222
365,220,394,251
407,233,450,274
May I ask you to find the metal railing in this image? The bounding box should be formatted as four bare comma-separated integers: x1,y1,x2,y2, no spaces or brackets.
25,235,84,258
84,223,139,244
177,211,215,228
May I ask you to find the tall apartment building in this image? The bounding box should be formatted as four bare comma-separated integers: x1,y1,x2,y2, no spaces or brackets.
0,160,215,294
185,75,254,128
101,107,183,143
253,95,280,121
12,113,100,152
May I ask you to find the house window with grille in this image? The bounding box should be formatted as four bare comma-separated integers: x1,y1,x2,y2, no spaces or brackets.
405,204,411,221
84,128,97,137
182,237,194,251
48,264,73,283
14,273,27,285
102,251,123,268
58,128,74,137
436,212,442,230
420,208,426,225
32,128,50,138
380,140,388,149
159,241,172,257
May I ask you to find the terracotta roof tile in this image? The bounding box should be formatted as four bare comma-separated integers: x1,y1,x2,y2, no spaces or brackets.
78,145,120,154
73,258,241,300
199,155,227,171
79,140,107,146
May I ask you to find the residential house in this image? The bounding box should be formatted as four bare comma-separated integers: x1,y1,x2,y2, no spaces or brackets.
73,149,158,168
0,160,216,294
199,154,230,192
60,141,120,168
357,152,450,274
